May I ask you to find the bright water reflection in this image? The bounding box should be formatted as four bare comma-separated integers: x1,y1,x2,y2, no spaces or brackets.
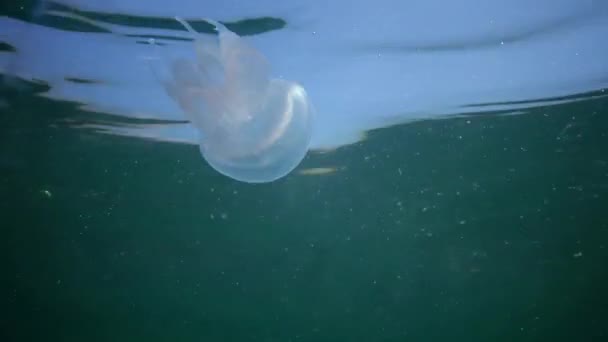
1,0,607,153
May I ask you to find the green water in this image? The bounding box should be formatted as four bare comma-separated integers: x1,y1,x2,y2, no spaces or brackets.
2,81,607,341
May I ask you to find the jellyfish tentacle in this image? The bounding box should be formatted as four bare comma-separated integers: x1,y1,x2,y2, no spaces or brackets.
174,16,199,35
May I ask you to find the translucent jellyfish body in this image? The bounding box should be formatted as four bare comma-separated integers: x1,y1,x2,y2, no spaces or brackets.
165,18,313,183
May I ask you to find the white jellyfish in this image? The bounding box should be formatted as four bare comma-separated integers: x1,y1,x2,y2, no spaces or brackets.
164,17,314,183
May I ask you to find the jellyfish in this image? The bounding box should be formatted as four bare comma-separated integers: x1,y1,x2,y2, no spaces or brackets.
164,17,313,183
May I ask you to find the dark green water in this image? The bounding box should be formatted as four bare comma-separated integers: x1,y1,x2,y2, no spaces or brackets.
2,79,608,341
